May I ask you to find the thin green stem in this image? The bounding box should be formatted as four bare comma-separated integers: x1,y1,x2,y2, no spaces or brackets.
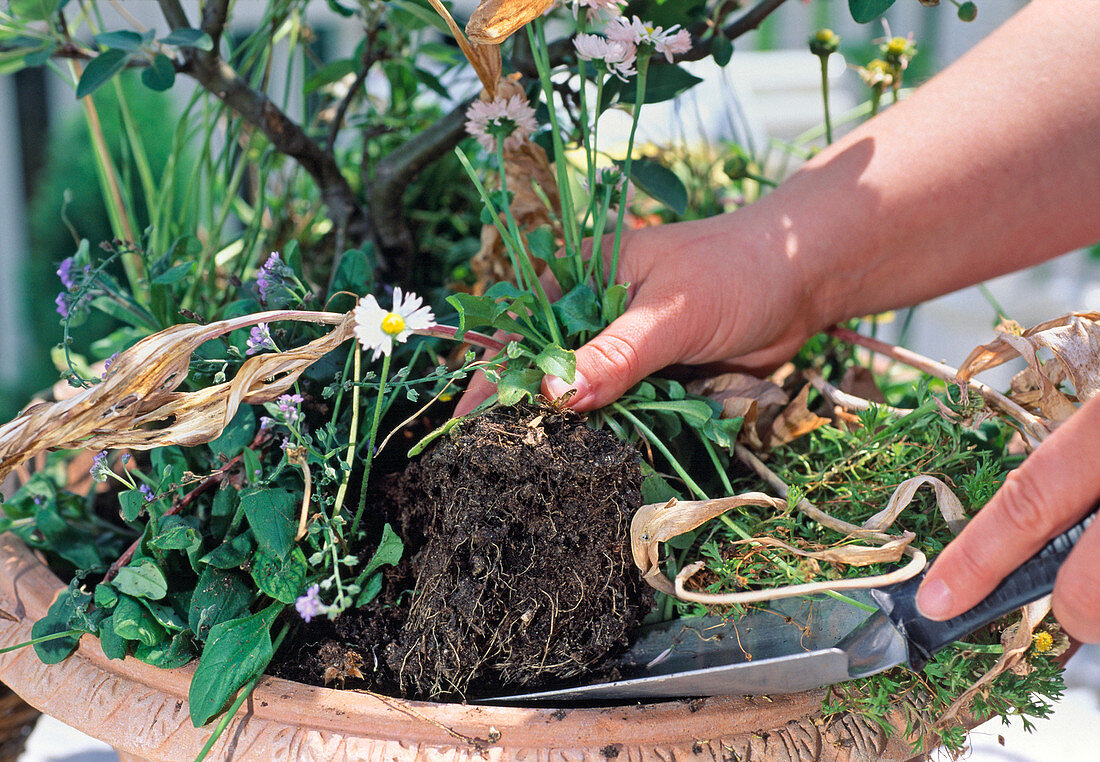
0,629,82,655
495,142,565,347
818,55,833,145
609,54,649,292
351,353,391,536
529,21,581,257
613,403,708,500
698,435,735,497
331,348,361,523
454,147,528,281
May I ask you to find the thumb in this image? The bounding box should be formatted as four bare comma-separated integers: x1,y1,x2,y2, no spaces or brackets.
542,297,680,412
915,394,1100,637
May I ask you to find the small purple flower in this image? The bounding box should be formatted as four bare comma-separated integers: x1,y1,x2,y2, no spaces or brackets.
295,583,325,623
276,393,305,426
246,323,276,355
55,293,70,318
89,451,110,482
32,495,44,506
259,416,275,430
101,352,120,380
256,252,293,305
57,257,77,290
120,452,131,464
139,484,155,502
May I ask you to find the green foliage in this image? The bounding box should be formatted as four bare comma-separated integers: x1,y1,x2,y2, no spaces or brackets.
0,0,1058,749
849,0,899,24
188,605,281,727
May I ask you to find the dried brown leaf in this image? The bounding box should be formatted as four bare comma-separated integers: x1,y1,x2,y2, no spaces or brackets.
958,312,1100,423
425,0,502,95
0,310,353,484
862,476,968,536
631,495,926,605
936,597,1051,728
466,0,556,45
770,384,831,447
731,532,914,567
630,494,785,595
687,372,788,409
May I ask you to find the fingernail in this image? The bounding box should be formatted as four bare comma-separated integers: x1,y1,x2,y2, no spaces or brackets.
545,370,588,403
916,578,954,620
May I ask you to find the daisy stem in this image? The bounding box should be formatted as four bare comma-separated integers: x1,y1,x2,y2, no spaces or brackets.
609,54,649,292
454,146,530,289
351,352,390,536
584,184,614,288
530,20,582,262
495,142,565,347
331,347,361,525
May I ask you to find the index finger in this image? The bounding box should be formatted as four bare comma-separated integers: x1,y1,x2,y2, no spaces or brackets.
916,394,1100,620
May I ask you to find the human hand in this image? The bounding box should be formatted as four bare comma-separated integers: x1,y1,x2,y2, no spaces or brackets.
916,393,1100,643
456,209,826,416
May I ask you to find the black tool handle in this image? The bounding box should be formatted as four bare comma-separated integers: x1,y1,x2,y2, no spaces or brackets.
869,503,1098,669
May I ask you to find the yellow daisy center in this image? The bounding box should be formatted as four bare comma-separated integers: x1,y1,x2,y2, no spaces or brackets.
381,312,406,336
1032,631,1054,653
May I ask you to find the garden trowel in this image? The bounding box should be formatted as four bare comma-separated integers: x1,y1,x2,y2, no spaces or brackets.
483,505,1096,703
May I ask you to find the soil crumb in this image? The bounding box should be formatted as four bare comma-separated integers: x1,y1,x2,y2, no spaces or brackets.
384,401,650,699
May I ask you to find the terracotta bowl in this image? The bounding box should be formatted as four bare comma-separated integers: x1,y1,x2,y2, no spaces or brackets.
0,533,919,761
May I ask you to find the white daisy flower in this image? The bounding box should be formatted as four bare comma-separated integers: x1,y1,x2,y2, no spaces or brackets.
574,33,637,81
353,287,436,360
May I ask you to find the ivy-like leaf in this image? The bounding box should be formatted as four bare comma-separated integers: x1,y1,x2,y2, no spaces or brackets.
98,611,128,660
149,515,202,553
250,547,308,605
189,566,252,641
535,345,576,384
208,405,255,459
76,48,132,99
199,532,254,570
188,605,281,727
113,560,168,600
112,594,166,647
135,631,195,669
34,504,102,569
31,590,84,664
552,285,603,336
241,488,297,560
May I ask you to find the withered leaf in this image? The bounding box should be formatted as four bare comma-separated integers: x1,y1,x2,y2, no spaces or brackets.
466,0,556,45
862,475,968,536
0,310,353,484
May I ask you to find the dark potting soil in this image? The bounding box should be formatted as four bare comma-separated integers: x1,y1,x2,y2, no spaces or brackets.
271,401,651,700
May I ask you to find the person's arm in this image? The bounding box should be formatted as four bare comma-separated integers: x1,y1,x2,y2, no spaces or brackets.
523,0,1100,642
540,0,1100,412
